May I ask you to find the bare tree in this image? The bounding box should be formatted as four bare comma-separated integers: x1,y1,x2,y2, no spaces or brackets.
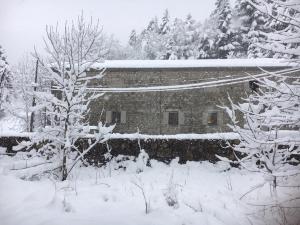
220,74,300,192
27,14,114,181
216,0,300,193
5,55,36,131
132,177,151,214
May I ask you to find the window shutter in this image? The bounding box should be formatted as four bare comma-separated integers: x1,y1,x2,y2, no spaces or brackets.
179,111,184,125
202,111,208,125
162,112,169,125
121,111,126,124
106,111,112,124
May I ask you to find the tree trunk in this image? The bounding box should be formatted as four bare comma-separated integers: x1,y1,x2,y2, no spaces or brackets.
0,69,7,110
273,176,277,191
29,60,39,132
61,150,68,181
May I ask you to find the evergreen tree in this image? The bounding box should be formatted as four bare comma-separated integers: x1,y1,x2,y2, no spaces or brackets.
183,14,200,59
231,0,252,57
210,0,234,58
129,30,138,47
0,45,11,110
198,18,218,59
145,17,160,33
231,0,270,58
141,17,165,59
106,37,129,60
127,29,145,59
159,9,170,35
162,15,201,60
157,10,173,59
252,0,300,60
164,18,186,59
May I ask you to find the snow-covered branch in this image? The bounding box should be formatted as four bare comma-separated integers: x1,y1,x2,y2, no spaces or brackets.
221,72,300,191
27,13,114,181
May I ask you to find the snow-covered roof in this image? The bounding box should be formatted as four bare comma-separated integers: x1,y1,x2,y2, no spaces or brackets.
92,58,298,69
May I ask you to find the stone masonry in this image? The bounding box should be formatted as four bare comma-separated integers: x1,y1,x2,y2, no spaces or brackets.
88,63,290,134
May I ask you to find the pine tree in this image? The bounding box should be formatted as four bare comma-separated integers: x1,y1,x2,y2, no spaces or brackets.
0,45,11,110
198,19,217,59
129,30,138,47
145,17,160,33
182,14,200,59
248,0,300,60
159,9,170,35
141,17,165,59
165,18,186,59
210,0,234,58
231,0,271,58
231,0,252,57
127,29,145,59
162,15,201,60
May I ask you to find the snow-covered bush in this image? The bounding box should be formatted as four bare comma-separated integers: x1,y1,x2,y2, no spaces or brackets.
136,149,150,173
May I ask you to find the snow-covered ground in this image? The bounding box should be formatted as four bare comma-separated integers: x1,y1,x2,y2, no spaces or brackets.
0,154,299,225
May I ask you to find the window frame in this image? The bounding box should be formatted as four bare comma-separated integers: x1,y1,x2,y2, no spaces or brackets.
207,111,218,126
168,111,179,126
111,111,121,124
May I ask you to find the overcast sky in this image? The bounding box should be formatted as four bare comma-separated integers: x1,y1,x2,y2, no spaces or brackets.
0,0,234,65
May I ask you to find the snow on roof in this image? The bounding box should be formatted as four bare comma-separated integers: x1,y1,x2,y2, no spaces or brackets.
91,58,298,69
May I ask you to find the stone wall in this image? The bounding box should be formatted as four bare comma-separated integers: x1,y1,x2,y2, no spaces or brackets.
0,136,30,154
87,138,239,165
88,67,286,134
0,136,238,164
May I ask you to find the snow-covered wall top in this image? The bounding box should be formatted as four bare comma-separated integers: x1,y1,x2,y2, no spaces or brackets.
92,58,298,69
1,131,299,142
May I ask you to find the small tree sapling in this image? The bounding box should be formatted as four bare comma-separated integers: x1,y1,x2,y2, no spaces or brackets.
220,74,300,192
28,14,114,181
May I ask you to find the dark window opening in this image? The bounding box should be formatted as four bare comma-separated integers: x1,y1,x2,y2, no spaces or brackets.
207,112,218,126
112,111,121,124
168,111,179,126
249,80,259,92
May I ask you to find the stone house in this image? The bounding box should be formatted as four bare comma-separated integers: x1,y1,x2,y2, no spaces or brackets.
87,59,295,134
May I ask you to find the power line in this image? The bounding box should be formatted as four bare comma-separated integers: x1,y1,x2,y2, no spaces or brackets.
15,67,300,93
85,68,299,93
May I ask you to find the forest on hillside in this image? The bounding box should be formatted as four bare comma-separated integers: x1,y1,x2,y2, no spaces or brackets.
111,0,299,60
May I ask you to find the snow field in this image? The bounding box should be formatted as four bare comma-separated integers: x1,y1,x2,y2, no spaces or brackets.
0,155,299,225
